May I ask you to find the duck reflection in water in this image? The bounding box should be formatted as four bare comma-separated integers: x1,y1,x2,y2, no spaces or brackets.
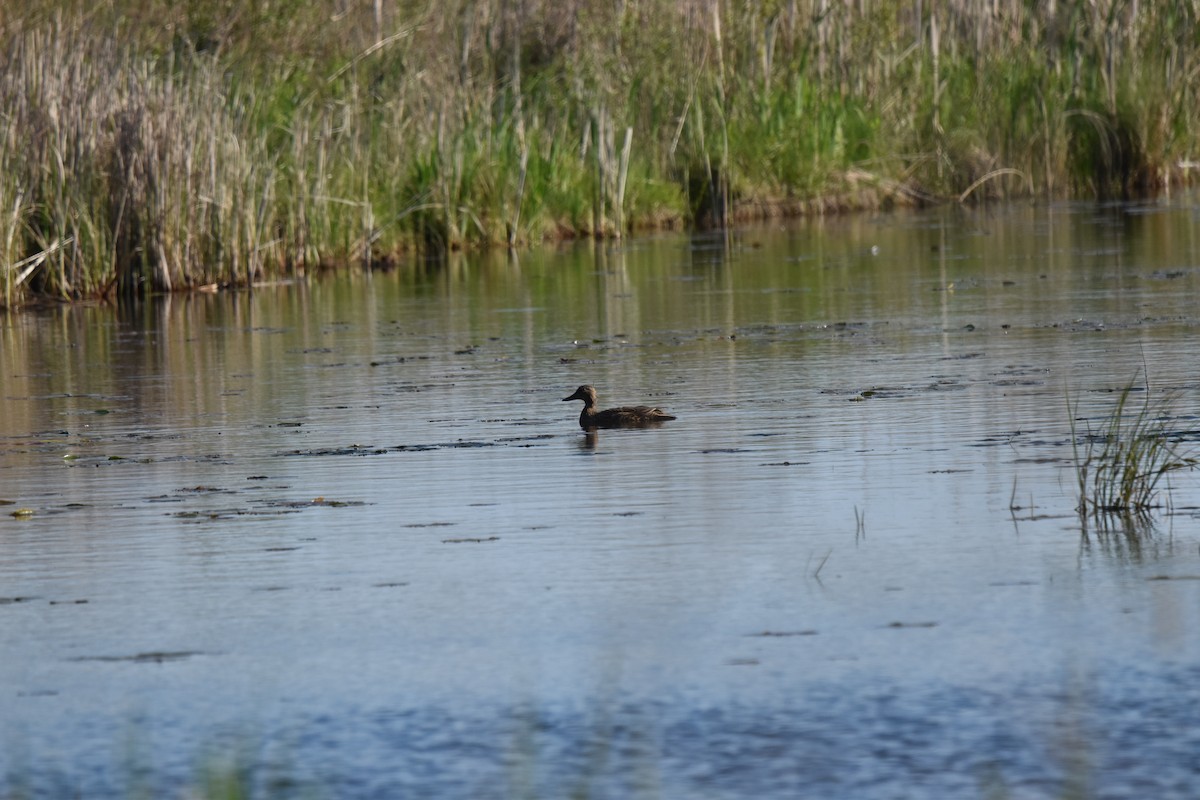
562,385,677,431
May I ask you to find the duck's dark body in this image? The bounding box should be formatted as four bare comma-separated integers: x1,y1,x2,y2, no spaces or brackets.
562,385,676,430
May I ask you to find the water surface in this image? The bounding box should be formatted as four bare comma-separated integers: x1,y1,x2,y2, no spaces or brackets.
3,201,1200,798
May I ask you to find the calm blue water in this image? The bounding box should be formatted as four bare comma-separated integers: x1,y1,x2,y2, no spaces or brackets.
3,201,1200,797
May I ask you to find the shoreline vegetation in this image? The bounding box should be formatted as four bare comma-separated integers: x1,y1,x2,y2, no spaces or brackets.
2,1,1198,306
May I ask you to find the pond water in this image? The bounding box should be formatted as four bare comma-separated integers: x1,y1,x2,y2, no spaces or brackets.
3,200,1200,798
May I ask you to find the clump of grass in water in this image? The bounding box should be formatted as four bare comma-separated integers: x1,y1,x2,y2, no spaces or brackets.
1070,375,1196,519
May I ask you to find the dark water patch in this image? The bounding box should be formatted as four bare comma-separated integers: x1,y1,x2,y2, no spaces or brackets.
404,522,456,528
992,377,1045,387
71,651,209,664
388,381,448,393
1014,512,1073,523
441,536,500,544
152,454,233,464
924,380,969,394
281,438,521,458
835,386,909,400
0,596,39,605
281,498,365,509
280,446,393,457
167,497,366,521
169,508,300,521
374,582,410,589
760,461,811,467
1050,319,1110,331
370,355,432,366
495,434,556,443
885,621,939,629
26,392,131,402
993,364,1049,377
121,431,185,441
57,454,152,467
971,430,1071,449
747,630,819,638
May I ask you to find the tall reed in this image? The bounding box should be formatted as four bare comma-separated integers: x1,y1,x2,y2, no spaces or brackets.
0,23,279,298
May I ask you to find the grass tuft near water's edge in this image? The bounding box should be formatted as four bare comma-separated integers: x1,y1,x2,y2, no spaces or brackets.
1070,375,1197,522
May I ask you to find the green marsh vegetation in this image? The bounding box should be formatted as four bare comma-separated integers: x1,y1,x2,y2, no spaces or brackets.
1070,375,1196,524
3,0,1200,305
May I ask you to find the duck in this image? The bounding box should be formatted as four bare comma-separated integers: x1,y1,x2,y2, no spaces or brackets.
562,385,676,430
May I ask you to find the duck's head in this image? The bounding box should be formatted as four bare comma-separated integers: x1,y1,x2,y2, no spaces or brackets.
563,385,597,405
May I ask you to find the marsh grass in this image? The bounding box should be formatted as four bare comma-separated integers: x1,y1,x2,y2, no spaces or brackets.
1070,377,1196,519
3,1,1200,304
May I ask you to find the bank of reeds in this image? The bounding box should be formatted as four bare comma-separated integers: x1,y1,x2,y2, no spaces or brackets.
3,0,1200,304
